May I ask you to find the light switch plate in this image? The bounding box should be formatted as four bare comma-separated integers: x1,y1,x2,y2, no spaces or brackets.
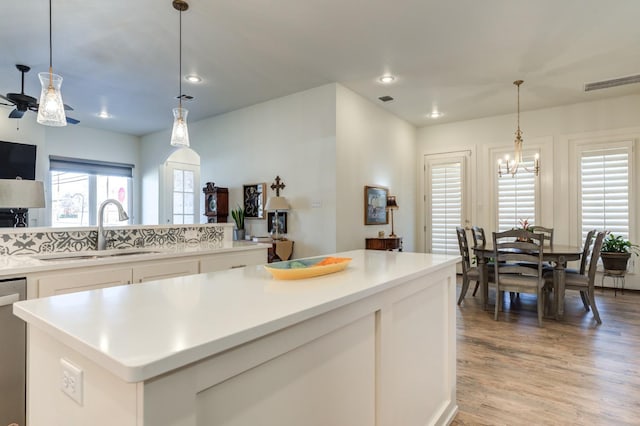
60,358,83,405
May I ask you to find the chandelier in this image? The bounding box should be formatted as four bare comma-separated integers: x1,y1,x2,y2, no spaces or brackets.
497,80,539,178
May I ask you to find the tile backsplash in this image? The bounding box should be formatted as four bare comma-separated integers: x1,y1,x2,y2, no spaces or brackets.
0,224,231,255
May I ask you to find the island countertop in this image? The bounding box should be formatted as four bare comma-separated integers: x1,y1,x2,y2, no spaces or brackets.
14,249,459,383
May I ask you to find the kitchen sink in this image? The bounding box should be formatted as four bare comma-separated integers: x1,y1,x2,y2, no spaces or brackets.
35,249,163,261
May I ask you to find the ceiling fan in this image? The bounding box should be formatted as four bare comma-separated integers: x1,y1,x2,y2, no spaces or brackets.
0,64,79,124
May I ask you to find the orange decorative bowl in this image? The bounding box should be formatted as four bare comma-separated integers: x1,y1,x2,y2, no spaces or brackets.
264,256,352,280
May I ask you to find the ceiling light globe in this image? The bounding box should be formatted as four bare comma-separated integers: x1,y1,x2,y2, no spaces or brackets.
37,72,67,127
170,107,190,147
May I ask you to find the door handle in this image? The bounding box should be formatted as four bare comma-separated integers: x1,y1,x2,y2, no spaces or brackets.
0,293,20,307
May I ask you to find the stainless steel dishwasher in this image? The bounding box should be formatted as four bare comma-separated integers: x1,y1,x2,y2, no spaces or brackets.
0,277,26,426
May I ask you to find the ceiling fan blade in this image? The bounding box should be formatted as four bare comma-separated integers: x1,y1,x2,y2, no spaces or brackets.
63,104,74,111
66,116,80,125
9,109,25,119
0,94,13,103
0,102,14,107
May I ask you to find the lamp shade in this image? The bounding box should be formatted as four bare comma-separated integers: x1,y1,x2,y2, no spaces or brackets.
265,196,290,211
170,107,190,147
0,179,45,208
386,196,399,210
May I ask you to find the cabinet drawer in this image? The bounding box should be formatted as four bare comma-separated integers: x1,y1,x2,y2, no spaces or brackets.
34,266,132,298
200,250,267,273
132,259,200,284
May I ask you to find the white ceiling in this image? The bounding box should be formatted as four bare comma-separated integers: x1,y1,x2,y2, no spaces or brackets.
1,0,640,136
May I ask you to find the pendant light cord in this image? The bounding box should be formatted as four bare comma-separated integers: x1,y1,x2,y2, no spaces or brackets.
48,0,53,79
178,8,182,111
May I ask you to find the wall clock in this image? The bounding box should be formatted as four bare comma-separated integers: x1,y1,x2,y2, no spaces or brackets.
203,182,228,223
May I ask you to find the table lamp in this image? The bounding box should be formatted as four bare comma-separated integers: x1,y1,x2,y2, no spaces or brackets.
265,196,289,240
0,178,46,227
386,195,399,237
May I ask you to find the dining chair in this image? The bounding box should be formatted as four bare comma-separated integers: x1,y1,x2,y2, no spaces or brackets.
471,226,495,296
530,226,554,248
567,229,597,275
456,226,483,305
544,230,606,324
493,229,546,326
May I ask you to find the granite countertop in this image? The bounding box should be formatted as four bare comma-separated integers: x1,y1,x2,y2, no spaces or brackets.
0,241,269,278
14,249,460,382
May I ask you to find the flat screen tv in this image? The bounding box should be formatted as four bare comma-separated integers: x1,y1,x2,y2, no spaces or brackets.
0,141,36,180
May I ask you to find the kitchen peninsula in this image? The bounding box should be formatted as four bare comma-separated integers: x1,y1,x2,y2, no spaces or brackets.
14,249,459,426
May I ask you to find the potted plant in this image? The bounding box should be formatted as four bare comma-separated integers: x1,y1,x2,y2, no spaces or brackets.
231,206,245,241
600,233,638,275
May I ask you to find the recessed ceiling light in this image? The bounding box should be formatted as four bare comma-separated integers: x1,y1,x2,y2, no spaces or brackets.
379,75,396,84
97,111,112,119
428,111,443,119
185,74,202,83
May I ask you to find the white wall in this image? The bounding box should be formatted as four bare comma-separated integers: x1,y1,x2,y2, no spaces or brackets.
417,93,640,288
140,83,418,258
141,84,338,258
336,85,417,252
0,116,141,226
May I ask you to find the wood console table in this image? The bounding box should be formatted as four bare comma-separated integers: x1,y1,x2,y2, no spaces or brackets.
365,237,403,251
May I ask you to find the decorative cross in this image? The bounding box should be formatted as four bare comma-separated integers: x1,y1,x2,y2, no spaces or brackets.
270,176,286,196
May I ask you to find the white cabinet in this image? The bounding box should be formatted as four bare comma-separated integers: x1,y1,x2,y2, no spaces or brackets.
28,248,268,298
132,259,199,284
199,250,267,273
32,266,132,298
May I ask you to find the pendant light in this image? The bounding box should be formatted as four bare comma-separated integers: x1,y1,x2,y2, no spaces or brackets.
170,0,190,147
37,0,67,127
497,80,540,178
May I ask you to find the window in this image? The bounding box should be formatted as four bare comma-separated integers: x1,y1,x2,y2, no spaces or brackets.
172,168,195,224
580,147,630,241
425,153,468,255
49,156,133,227
496,153,538,232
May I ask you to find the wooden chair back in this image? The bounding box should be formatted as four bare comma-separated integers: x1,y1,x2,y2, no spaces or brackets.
492,229,545,280
586,231,607,284
471,226,487,247
530,226,554,248
455,226,472,273
579,229,597,275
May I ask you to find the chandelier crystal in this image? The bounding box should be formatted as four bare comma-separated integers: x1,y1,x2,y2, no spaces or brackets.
497,80,539,178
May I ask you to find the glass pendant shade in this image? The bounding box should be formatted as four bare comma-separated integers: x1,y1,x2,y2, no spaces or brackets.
170,107,190,147
37,72,67,127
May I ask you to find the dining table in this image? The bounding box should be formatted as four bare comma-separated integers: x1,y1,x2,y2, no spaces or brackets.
472,244,583,318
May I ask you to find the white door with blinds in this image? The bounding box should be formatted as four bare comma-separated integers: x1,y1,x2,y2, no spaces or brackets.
496,155,538,231
425,153,469,255
580,146,631,241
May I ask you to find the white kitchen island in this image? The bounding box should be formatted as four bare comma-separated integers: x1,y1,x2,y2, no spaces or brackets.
14,249,459,426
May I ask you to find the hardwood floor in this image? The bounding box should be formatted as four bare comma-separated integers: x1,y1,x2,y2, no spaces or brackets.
452,280,640,426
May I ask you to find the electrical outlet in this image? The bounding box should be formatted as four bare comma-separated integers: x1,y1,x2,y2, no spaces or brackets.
60,358,83,405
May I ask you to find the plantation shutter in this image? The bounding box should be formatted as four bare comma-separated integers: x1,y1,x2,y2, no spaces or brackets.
580,148,629,241
430,161,463,255
497,157,537,232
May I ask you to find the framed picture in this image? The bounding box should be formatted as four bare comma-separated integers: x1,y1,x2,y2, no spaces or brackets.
267,212,287,234
364,185,388,225
243,183,266,219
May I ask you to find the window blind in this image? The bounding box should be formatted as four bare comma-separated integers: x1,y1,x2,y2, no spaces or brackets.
497,158,536,232
49,156,133,178
430,162,462,255
580,149,629,240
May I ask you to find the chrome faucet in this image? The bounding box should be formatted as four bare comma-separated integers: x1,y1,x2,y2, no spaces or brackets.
97,199,129,250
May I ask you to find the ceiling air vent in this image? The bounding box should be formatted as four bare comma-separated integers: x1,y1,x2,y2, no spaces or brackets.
584,74,640,92
378,95,394,102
